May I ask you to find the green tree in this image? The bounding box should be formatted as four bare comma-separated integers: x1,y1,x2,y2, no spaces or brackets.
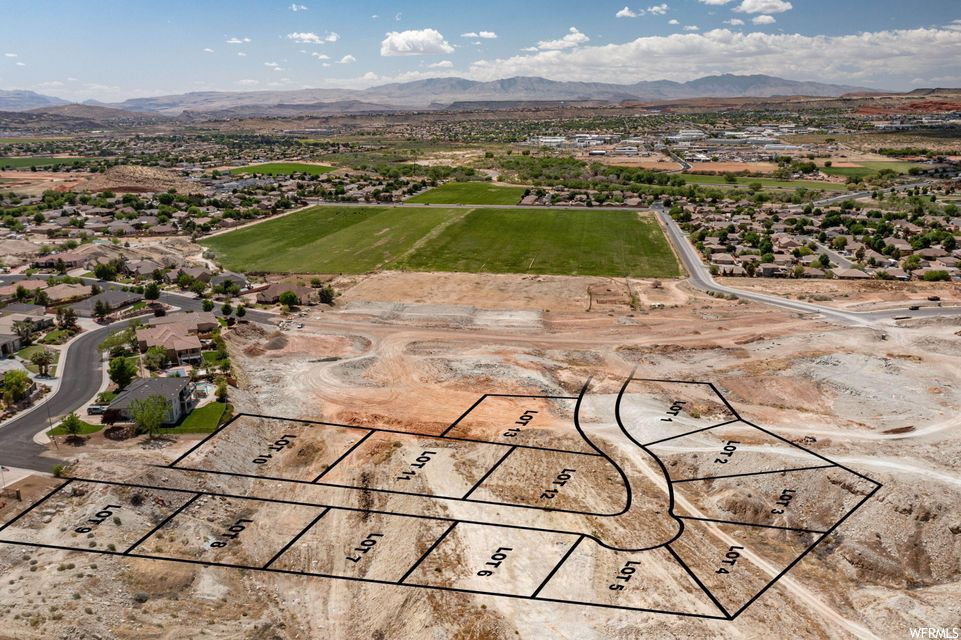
29,348,55,377
235,305,246,318
2,370,32,405
107,356,136,389
93,299,111,320
12,320,34,347
142,346,167,371
60,412,85,439
318,284,335,305
56,306,78,330
129,394,168,439
221,303,233,316
215,379,228,403
202,299,214,312
94,262,117,281
144,282,161,301
278,291,299,307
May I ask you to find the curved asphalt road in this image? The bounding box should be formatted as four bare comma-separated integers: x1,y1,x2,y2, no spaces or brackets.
0,279,273,472
653,206,961,325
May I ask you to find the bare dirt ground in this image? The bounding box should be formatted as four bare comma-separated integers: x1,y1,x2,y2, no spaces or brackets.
0,170,90,196
686,162,779,174
1,275,959,639
587,154,682,171
717,277,961,311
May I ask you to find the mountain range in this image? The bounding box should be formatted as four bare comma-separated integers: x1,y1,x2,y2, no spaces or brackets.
1,74,878,116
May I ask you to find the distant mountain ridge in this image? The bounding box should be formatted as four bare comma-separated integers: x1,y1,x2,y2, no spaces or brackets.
0,74,877,115
0,89,69,111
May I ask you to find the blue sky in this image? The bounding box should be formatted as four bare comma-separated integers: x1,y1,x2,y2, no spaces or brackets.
2,0,960,101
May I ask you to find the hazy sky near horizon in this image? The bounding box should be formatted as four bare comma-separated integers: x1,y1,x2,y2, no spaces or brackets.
2,0,960,101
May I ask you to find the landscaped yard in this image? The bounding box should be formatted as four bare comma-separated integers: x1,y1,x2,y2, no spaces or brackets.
680,174,849,191
163,402,228,434
203,205,460,273
227,162,336,176
47,418,102,437
203,205,681,277
407,182,527,205
395,209,681,277
17,345,59,375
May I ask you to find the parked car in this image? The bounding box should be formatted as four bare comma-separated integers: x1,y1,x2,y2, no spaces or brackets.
86,405,109,416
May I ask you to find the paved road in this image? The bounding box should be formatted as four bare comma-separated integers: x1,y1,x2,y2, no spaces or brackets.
0,277,273,472
653,206,961,326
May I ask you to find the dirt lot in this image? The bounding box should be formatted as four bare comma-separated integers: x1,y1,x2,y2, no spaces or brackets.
686,162,779,174
0,274,959,639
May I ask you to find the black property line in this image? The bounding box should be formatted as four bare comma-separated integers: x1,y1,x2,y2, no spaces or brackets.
642,419,743,447
677,515,827,535
738,419,883,487
483,394,580,399
530,534,583,598
728,482,883,619
64,476,639,553
629,378,743,422
462,446,516,500
166,412,246,468
262,507,330,569
665,543,732,620
0,479,72,535
124,493,201,555
311,431,374,483
670,464,837,484
398,522,457,584
439,395,489,437
0,537,726,620
191,411,600,460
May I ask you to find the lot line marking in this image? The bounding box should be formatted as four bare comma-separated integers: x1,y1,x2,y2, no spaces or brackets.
397,522,457,584
123,493,201,555
666,543,731,620
530,534,583,598
262,507,330,569
311,430,374,483
677,515,828,535
643,419,743,446
671,464,837,484
167,412,245,468
727,483,882,620
462,446,516,499
0,479,72,535
440,395,489,437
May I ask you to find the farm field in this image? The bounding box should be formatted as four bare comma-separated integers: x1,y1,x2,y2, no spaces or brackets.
395,208,680,277
202,205,460,273
821,160,926,179
203,205,679,277
679,173,849,191
406,181,527,205
227,162,336,176
0,156,87,169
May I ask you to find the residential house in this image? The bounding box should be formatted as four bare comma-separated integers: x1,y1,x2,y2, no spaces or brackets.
256,283,314,305
105,378,197,425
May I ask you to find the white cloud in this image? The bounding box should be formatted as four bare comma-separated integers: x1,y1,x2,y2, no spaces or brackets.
4,53,17,58
535,27,590,51
202,47,214,53
698,0,732,4
361,72,380,81
466,26,961,90
648,4,669,15
752,15,776,24
616,6,641,18
683,25,700,31
339,54,356,64
237,52,247,57
380,28,454,56
724,18,745,26
287,31,339,44
15,62,26,67
264,62,281,68
428,60,454,68
617,4,667,18
225,36,251,44
461,31,497,39
289,3,307,10
668,19,680,25
311,52,330,60
733,0,792,14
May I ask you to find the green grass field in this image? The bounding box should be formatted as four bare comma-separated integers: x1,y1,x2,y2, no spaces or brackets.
407,182,527,205
821,161,924,179
203,205,680,278
227,162,336,176
163,402,227,434
681,174,849,191
17,345,59,375
396,208,679,277
47,418,102,437
0,156,87,169
203,206,460,273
